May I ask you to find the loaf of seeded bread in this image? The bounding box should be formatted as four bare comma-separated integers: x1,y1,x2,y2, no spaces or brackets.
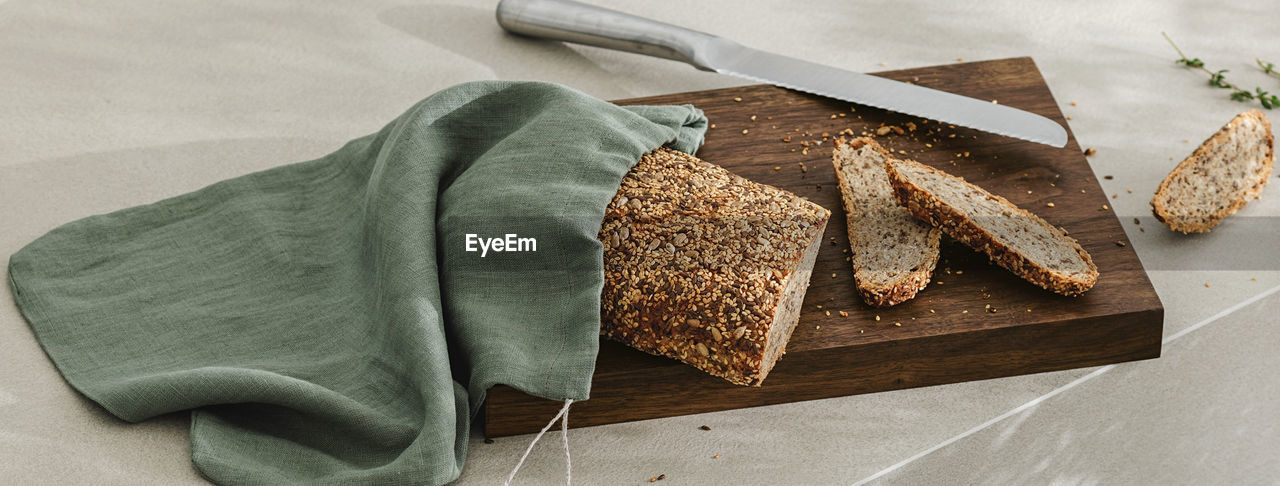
832,138,941,307
884,157,1098,296
1152,110,1274,233
599,148,830,386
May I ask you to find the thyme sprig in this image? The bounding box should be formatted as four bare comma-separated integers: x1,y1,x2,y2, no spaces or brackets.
1259,59,1279,79
1162,32,1279,109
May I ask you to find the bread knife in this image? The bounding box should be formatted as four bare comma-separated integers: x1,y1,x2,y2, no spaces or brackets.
496,0,1068,148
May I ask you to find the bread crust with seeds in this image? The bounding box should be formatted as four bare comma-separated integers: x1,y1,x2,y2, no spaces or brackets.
884,158,1098,296
1151,110,1274,233
598,148,830,386
832,137,940,307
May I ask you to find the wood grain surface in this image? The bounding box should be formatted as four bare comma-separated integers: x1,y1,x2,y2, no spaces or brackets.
484,57,1164,437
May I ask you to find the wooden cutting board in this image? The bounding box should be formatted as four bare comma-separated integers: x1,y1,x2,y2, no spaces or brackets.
484,57,1164,437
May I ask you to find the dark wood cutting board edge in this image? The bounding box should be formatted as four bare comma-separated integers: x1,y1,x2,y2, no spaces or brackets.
484,57,1164,437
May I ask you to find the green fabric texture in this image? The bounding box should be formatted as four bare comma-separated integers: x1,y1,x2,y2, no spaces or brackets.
7,81,706,485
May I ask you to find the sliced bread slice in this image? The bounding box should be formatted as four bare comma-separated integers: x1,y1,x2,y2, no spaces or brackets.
884,158,1098,296
1151,110,1274,233
832,138,941,307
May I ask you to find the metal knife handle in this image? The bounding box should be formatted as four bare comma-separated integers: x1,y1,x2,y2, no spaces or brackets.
496,0,719,71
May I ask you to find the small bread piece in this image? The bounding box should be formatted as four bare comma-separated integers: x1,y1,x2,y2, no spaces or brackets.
599,148,830,386
832,138,941,307
884,158,1098,296
1151,110,1274,233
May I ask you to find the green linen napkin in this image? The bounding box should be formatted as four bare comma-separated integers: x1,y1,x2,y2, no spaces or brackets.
8,81,706,485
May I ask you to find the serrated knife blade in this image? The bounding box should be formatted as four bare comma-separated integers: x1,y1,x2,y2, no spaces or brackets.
496,0,1068,147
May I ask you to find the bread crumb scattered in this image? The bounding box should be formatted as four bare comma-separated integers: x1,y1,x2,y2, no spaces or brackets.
1204,282,1211,288
1046,202,1055,208
699,425,711,431
1084,148,1097,156
733,97,742,102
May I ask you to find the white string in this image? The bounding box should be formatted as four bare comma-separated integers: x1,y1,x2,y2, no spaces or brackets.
560,399,571,486
503,398,574,486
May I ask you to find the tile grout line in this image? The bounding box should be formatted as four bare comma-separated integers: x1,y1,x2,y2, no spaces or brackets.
1159,283,1280,345
850,282,1280,486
